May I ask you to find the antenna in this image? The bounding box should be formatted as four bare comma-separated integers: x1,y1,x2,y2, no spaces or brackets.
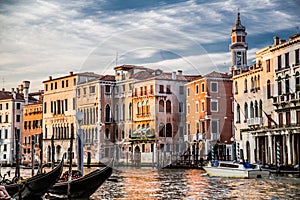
115,52,118,67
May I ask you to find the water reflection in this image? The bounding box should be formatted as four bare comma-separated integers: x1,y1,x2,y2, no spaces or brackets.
1,167,300,199
94,167,300,200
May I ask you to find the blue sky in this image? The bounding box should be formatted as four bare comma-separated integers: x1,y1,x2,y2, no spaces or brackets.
0,0,299,91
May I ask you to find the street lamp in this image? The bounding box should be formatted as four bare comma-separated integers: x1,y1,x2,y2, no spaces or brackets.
76,110,84,175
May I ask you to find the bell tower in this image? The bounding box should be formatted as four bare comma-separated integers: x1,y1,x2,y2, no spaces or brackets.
230,12,248,73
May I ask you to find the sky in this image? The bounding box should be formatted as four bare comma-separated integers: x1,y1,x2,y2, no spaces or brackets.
0,0,300,91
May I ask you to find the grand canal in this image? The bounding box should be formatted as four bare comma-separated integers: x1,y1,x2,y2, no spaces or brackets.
92,167,300,200
1,167,300,199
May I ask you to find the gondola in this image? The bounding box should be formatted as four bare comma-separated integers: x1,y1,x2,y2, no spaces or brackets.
4,159,64,200
47,164,113,199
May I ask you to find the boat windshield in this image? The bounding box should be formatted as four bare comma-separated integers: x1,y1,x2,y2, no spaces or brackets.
219,163,239,168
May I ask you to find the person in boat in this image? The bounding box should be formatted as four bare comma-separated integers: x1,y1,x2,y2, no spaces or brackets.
213,160,219,167
243,159,251,168
0,185,11,200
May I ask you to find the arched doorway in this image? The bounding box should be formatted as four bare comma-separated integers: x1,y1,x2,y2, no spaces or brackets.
246,141,250,162
87,152,91,168
56,145,62,161
134,146,141,167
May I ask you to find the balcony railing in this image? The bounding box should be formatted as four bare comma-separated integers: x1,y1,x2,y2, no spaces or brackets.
247,117,262,126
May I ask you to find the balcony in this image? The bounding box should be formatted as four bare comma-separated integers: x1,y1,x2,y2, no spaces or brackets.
247,117,262,126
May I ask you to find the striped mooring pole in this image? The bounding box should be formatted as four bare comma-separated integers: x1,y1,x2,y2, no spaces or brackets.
211,145,215,161
237,143,240,161
276,141,280,167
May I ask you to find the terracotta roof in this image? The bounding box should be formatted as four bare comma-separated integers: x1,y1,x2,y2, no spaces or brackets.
0,91,38,102
114,64,146,71
203,71,232,79
99,75,115,81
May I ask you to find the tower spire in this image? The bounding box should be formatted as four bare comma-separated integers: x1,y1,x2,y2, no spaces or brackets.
236,10,241,25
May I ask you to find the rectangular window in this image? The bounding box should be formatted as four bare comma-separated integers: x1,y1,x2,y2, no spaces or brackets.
73,98,76,110
51,83,53,90
187,87,190,96
211,82,218,93
144,86,147,95
16,103,21,110
266,59,271,72
6,103,8,110
3,144,7,151
297,111,300,124
16,115,21,122
159,85,164,93
195,84,199,94
296,49,300,65
66,80,69,87
166,85,171,94
211,120,219,140
201,101,205,112
73,78,76,86
140,87,143,96
5,129,8,139
83,88,87,95
142,144,145,152
54,82,57,89
201,121,205,133
45,84,48,91
43,102,47,114
179,102,183,112
201,83,205,93
65,99,68,111
105,85,111,94
195,102,199,113
278,55,282,69
285,52,289,67
187,104,190,114
187,123,190,135
62,80,64,88
286,111,291,125
150,85,154,94
211,99,218,112
89,86,96,94
196,122,199,133
279,113,283,127
5,115,8,123
179,86,184,95
0,116,2,123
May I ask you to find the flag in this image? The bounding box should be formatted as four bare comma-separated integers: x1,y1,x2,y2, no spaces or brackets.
263,110,278,126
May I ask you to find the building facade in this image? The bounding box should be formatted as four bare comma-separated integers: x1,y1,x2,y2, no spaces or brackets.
186,71,233,163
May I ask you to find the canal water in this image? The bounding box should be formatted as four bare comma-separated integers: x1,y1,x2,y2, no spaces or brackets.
92,167,300,200
1,167,300,199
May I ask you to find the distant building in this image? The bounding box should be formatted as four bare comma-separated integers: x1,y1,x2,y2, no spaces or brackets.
76,74,115,165
114,65,196,166
42,72,101,164
231,11,300,166
0,81,37,165
21,91,43,165
186,71,233,162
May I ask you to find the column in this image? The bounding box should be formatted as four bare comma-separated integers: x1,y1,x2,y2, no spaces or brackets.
287,134,291,165
282,134,286,165
256,137,259,163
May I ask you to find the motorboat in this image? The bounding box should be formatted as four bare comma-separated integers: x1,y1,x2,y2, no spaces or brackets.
203,161,270,179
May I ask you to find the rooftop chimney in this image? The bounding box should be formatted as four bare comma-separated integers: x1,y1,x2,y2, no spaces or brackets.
49,76,52,80
172,71,176,80
18,84,23,93
177,70,183,75
70,71,73,76
273,36,279,46
279,39,286,44
23,81,30,105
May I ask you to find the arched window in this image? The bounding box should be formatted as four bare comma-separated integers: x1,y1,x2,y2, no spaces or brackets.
142,101,146,115
254,76,257,89
250,101,254,118
159,123,165,137
166,100,171,113
159,100,164,112
166,123,172,137
254,100,258,117
251,77,254,89
244,103,248,121
146,100,150,114
236,104,240,123
115,104,119,122
105,105,110,122
137,102,140,115
244,79,247,92
105,128,110,140
259,100,263,118
129,103,132,120
122,103,125,121
278,76,282,95
285,74,290,94
235,81,238,94
267,80,271,99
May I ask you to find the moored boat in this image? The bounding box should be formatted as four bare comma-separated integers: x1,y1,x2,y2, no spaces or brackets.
4,158,64,200
203,161,270,179
47,164,113,199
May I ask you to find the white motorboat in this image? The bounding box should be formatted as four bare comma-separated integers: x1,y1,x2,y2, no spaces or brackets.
203,161,270,179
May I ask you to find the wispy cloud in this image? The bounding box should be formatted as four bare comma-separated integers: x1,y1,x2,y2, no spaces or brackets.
0,0,299,90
